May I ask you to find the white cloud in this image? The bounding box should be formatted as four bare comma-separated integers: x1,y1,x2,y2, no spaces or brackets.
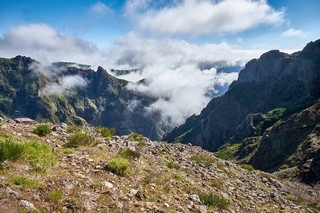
106,33,264,127
125,0,284,36
29,61,88,96
42,75,88,96
0,23,105,66
89,2,112,15
281,28,306,38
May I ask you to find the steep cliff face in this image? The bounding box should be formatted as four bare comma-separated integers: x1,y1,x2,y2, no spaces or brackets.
165,39,320,152
249,102,320,184
0,56,166,139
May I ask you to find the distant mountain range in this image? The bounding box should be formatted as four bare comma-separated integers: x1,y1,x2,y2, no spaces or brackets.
0,56,169,140
164,39,320,184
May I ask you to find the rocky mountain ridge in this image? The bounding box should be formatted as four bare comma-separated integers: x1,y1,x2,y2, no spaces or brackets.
164,39,320,184
0,117,319,212
0,56,168,140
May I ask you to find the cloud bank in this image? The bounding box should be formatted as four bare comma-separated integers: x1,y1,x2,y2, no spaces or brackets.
125,0,284,36
106,33,263,126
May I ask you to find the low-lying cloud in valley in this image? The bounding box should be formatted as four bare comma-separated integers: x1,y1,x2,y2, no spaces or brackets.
29,62,88,96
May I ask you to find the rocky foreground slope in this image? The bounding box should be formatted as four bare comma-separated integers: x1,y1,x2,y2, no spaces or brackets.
0,118,319,212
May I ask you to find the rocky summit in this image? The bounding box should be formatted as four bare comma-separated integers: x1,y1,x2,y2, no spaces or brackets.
0,118,319,212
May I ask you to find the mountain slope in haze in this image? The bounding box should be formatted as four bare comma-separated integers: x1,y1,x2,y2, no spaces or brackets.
164,39,320,183
0,56,167,139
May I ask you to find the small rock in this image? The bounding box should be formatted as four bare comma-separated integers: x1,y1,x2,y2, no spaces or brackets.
60,123,68,129
117,202,124,209
160,195,167,200
19,200,37,211
189,194,201,203
196,205,208,213
162,203,170,208
262,177,268,183
3,187,20,199
152,205,164,213
101,181,113,189
14,117,37,124
127,189,139,197
145,202,153,210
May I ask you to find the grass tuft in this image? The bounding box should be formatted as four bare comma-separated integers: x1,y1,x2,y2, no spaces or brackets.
190,153,217,166
240,164,254,171
97,126,115,140
0,138,25,166
166,161,180,170
128,133,144,142
199,192,229,210
47,189,64,202
118,148,141,160
23,140,57,172
67,125,81,133
105,157,130,177
11,175,43,189
33,124,52,136
65,132,97,148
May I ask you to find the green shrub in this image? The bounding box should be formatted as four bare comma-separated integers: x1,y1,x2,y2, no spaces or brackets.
128,133,144,142
47,189,64,202
190,153,216,166
240,164,254,171
33,124,52,136
166,161,180,170
23,140,57,172
118,148,141,160
199,193,229,210
97,127,115,140
67,125,81,133
65,132,97,148
0,138,25,166
105,157,130,177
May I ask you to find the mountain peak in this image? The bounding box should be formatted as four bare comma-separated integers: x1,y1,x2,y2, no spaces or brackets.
302,39,320,55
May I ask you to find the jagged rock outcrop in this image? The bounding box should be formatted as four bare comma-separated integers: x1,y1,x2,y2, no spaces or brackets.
0,119,319,212
0,56,167,139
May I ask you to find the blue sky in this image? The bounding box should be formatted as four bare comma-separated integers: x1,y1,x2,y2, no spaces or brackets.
0,0,319,49
0,0,319,126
